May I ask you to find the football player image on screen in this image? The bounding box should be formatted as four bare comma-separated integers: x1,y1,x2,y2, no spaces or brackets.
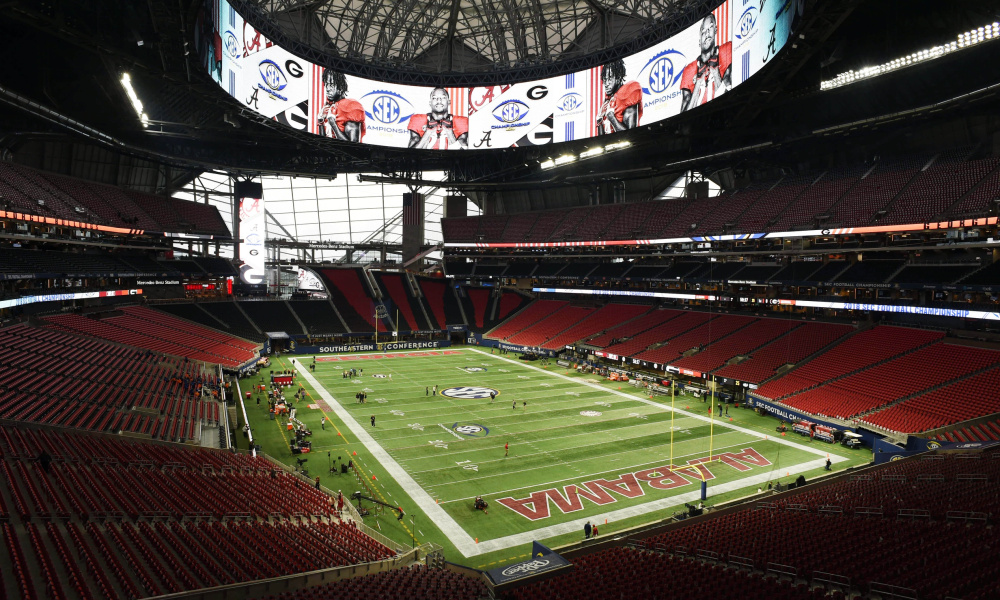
596,59,643,134
407,88,469,150
680,14,732,112
317,69,366,142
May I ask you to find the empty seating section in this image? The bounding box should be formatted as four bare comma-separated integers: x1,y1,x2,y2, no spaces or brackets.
935,416,1000,443
587,262,632,279
0,248,211,277
317,269,380,332
462,287,491,330
0,324,220,440
525,210,567,241
440,216,479,242
572,204,623,240
736,176,813,232
506,305,593,346
714,322,853,384
828,155,926,226
639,495,999,599
770,261,824,282
0,425,397,599
686,261,747,281
0,162,105,224
418,278,462,329
239,301,306,335
287,301,347,334
881,156,996,224
863,367,1000,433
781,342,1000,419
624,264,667,279
374,273,430,331
441,156,1000,246
601,202,657,240
44,305,258,367
37,168,160,230
805,260,849,282
502,213,539,242
253,564,488,600
2,163,231,236
889,265,976,284
548,207,591,241
671,318,798,374
695,187,768,234
733,264,782,282
198,301,268,342
513,548,814,600
605,310,708,358
635,314,755,366
477,215,508,241
643,199,691,237
756,326,942,400
584,306,665,348
834,259,903,283
489,299,568,340
947,158,1000,216
194,256,239,275
543,304,651,350
496,290,527,321
770,167,868,231
658,195,725,238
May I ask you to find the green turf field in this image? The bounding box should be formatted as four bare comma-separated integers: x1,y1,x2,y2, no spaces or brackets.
240,347,872,570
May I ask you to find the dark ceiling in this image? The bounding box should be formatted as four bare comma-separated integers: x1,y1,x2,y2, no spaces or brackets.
0,0,998,199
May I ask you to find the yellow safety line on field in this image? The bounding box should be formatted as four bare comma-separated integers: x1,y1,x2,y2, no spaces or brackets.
278,357,416,545
276,356,350,444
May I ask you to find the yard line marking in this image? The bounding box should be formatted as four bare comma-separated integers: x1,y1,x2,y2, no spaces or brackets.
297,365,478,555
438,423,465,440
429,437,757,495
472,348,844,463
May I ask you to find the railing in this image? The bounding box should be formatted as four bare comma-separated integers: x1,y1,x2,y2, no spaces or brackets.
946,511,988,522
812,571,851,590
853,506,883,517
870,581,918,600
142,546,428,600
766,562,797,579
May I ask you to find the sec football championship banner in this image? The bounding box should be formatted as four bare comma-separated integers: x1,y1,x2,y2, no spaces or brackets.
202,0,804,150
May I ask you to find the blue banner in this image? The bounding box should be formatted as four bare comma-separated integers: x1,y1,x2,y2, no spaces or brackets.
486,541,571,586
745,396,846,432
286,340,451,354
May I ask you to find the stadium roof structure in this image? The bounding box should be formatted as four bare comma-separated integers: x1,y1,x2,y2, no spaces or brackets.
0,0,998,205
242,0,720,78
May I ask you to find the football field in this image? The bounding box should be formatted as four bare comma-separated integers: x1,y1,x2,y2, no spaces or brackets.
251,347,866,567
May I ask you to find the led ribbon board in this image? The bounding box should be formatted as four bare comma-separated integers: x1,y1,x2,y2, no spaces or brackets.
203,0,803,150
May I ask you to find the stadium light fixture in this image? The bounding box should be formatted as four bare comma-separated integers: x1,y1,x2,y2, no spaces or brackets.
119,73,149,127
580,147,604,158
821,22,998,91
553,155,577,166
605,141,631,151
540,159,556,169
